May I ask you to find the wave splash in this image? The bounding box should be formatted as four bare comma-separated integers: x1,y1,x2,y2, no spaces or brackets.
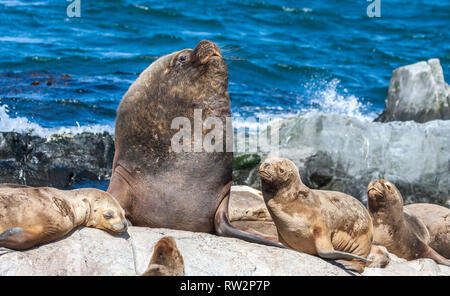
0,104,114,138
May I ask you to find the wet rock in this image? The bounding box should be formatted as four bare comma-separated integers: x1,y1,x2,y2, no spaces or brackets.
0,132,114,187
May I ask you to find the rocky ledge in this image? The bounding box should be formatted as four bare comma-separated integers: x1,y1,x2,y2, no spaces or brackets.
0,226,448,276
234,112,450,206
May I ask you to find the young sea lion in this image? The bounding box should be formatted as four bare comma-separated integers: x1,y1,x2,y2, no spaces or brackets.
107,40,282,248
259,157,373,272
141,236,185,276
367,180,450,266
404,203,449,259
0,186,128,250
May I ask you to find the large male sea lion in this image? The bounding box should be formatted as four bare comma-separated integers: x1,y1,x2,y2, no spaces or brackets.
0,186,128,250
405,203,449,258
259,157,374,272
141,236,185,276
367,180,450,266
108,40,281,247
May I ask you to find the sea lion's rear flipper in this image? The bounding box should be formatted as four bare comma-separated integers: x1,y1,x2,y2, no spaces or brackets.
0,227,39,250
214,183,286,249
367,244,391,268
421,244,450,266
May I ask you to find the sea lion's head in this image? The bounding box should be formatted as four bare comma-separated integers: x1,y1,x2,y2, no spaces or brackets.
259,158,297,186
82,189,128,234
367,179,403,216
142,236,185,276
139,40,228,115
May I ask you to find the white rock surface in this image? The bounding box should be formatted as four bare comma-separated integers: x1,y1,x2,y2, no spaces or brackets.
239,112,450,205
1,226,448,276
376,58,450,123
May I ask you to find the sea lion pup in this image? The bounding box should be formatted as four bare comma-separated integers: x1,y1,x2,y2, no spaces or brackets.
405,203,449,258
0,187,128,250
107,40,282,248
141,236,185,276
259,157,373,272
367,180,450,266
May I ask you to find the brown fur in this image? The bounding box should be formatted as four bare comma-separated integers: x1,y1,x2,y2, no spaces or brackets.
107,41,283,248
108,40,231,232
405,203,449,259
141,236,185,276
0,186,127,250
259,158,374,272
367,180,450,266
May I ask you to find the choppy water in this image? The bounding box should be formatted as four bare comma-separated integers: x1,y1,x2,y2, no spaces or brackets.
0,0,448,137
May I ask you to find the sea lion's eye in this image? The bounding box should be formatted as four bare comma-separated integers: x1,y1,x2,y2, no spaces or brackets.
385,184,391,190
104,212,114,220
279,168,284,173
179,55,187,62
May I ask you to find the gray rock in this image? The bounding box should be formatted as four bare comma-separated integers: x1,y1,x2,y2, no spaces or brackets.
233,112,450,206
376,59,450,123
0,227,350,276
1,226,448,276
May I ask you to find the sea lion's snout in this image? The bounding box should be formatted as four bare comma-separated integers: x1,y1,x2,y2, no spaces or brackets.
193,40,222,64
111,220,128,233
259,162,273,182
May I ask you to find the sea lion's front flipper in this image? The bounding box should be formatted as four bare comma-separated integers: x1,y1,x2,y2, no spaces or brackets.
421,244,450,266
0,227,40,250
314,229,372,263
214,183,286,249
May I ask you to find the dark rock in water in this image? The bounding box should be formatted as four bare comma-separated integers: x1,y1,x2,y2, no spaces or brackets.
376,59,450,123
0,132,114,188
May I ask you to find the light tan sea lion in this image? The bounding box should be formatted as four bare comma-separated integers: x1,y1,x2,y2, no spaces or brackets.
404,203,449,258
259,157,373,272
107,40,282,248
0,186,128,250
367,180,450,266
141,236,185,276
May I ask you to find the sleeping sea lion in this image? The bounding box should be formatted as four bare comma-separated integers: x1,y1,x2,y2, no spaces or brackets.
107,40,282,248
259,157,374,272
367,180,450,266
0,186,127,250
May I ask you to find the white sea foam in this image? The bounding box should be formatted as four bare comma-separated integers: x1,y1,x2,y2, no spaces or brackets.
308,79,377,122
232,79,377,132
0,104,114,138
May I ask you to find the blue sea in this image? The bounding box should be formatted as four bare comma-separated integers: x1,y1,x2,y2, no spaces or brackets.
0,0,449,137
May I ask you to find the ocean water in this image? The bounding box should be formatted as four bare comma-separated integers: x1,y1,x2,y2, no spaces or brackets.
0,0,449,137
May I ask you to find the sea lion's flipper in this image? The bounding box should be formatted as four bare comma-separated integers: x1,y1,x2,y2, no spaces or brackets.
335,259,365,273
421,244,450,266
214,184,286,249
317,250,372,263
0,227,39,250
314,230,372,263
368,245,391,268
